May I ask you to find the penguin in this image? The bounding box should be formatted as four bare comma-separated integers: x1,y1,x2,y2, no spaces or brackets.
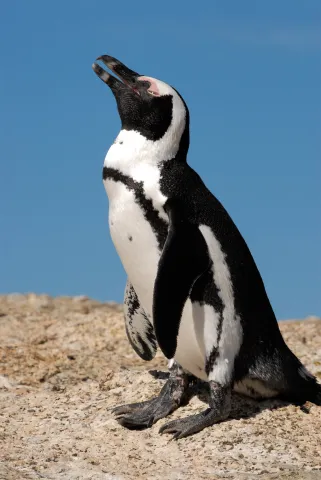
92,55,321,439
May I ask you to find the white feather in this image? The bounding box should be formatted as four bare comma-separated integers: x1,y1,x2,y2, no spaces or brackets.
234,378,278,398
199,225,243,384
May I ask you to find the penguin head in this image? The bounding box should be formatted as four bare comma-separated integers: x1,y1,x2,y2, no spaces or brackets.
92,55,189,160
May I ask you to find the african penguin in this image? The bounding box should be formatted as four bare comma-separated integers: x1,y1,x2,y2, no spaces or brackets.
92,54,321,439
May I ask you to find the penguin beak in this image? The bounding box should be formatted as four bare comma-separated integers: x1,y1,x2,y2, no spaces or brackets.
92,55,141,96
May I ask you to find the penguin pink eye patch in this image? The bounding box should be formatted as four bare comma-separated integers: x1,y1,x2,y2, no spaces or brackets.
138,76,160,97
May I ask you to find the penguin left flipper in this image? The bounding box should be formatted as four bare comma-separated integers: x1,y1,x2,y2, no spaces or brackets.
153,199,210,360
124,280,157,361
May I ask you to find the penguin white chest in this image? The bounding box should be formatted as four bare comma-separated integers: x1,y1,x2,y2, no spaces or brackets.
104,178,164,312
104,176,207,378
102,132,207,379
103,131,169,312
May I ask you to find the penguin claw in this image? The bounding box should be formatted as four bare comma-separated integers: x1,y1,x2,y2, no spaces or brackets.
112,405,131,416
112,396,159,416
112,402,146,416
159,416,197,439
112,397,177,430
115,414,154,430
111,399,158,428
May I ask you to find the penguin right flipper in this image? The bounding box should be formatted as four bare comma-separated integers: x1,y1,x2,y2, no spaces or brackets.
153,199,210,360
124,280,157,361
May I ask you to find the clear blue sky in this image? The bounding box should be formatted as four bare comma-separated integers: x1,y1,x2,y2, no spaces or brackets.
1,1,320,319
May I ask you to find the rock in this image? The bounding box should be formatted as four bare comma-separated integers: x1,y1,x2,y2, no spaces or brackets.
0,293,320,479
0,375,13,389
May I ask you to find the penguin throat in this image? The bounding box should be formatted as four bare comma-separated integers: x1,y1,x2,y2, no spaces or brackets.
106,129,184,169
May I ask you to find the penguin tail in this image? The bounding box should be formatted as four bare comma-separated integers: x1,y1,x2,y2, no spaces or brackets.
288,361,321,406
278,347,321,406
306,381,321,406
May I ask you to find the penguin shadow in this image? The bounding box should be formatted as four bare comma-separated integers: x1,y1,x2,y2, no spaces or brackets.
148,370,310,421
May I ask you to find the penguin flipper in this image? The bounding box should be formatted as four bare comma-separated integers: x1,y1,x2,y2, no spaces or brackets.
153,199,210,359
124,280,157,360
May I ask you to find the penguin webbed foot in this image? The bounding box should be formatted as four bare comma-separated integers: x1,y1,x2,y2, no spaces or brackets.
158,407,229,439
112,369,188,430
159,381,231,439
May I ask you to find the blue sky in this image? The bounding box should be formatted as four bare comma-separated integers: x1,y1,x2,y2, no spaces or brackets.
1,1,320,319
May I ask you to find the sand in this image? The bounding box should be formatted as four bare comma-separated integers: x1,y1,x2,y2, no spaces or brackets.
0,293,320,479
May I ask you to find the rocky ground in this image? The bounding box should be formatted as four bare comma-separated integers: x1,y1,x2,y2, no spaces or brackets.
0,294,321,480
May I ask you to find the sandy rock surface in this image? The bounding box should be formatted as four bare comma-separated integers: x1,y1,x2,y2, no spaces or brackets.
0,294,321,480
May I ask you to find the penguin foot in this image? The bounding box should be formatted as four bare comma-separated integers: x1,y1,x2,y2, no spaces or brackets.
112,366,188,430
159,407,229,439
159,381,231,439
